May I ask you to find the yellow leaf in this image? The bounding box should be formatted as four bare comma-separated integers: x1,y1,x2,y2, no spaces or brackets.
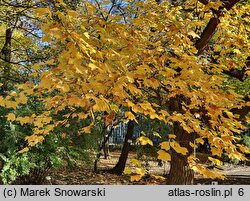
143,78,160,89
208,157,222,166
157,150,171,161
68,10,78,18
18,147,29,154
195,138,204,145
170,141,188,155
131,159,141,166
126,76,134,83
188,30,200,38
77,113,89,120
128,84,142,95
124,167,132,175
41,124,54,134
10,91,17,97
18,93,28,104
42,34,51,42
0,96,5,107
88,63,98,70
34,8,51,15
5,101,18,109
153,131,161,138
168,134,176,139
135,168,145,176
82,123,94,134
211,147,223,157
42,116,52,124
25,88,34,95
130,174,142,182
237,144,250,154
33,63,41,70
56,84,70,92
26,135,45,146
205,1,223,10
181,123,193,133
57,0,66,6
45,59,55,65
137,136,153,146
84,32,90,39
214,45,221,52
189,141,198,148
151,175,166,181
159,110,169,118
233,49,241,55
110,104,119,113
7,113,16,121
228,151,247,161
125,111,137,122
160,141,170,151
92,98,109,112
34,120,43,128
16,116,34,125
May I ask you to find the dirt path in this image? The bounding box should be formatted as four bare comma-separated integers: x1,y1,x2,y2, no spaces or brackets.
49,151,250,185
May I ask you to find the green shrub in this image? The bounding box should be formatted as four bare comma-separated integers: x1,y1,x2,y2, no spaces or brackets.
0,97,99,184
242,134,250,148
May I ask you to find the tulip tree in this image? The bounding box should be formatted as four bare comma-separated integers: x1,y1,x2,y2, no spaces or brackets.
0,0,249,184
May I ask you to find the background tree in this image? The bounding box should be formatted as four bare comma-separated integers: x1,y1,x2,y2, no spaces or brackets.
0,0,95,184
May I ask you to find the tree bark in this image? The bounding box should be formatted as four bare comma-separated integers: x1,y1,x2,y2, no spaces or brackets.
167,122,195,184
166,96,195,184
103,131,110,159
195,0,240,55
94,125,113,172
195,17,220,55
231,95,250,121
110,120,134,175
0,28,12,95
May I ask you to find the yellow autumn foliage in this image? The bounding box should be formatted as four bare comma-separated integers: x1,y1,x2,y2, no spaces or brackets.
0,0,248,182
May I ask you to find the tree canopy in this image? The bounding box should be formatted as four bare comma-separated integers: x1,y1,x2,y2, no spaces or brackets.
0,0,249,184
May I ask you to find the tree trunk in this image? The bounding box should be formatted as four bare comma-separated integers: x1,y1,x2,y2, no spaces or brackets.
167,122,195,184
168,152,194,184
110,120,134,175
103,135,110,159
0,28,12,95
94,125,112,173
195,17,220,55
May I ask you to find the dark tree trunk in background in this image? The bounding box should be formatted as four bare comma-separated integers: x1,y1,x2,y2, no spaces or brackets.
103,135,110,159
110,120,134,175
231,95,250,121
0,28,12,95
94,125,113,173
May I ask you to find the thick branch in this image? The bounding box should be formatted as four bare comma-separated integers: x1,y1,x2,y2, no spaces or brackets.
198,0,208,5
194,0,248,81
223,0,241,10
195,17,220,55
223,67,248,81
231,95,250,121
198,0,240,10
210,55,249,81
195,0,240,55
